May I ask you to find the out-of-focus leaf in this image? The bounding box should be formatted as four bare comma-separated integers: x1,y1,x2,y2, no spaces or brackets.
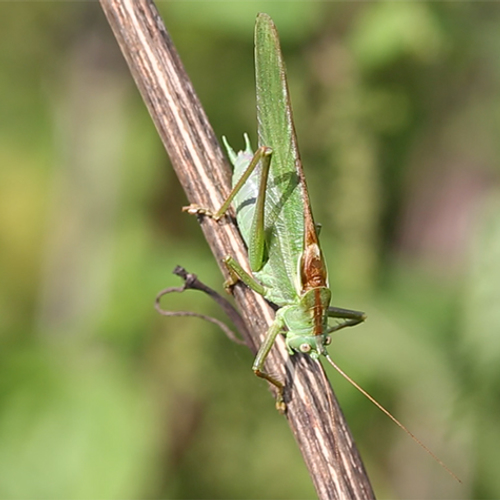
0,346,159,500
162,1,323,42
463,191,500,376
349,2,447,68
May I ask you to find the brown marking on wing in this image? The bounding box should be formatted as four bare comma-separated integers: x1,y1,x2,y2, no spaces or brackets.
301,242,327,291
297,166,328,336
296,153,328,292
313,288,325,336
301,240,328,337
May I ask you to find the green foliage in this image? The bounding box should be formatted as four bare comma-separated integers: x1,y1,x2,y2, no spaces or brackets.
350,2,447,68
0,346,158,499
1,2,500,498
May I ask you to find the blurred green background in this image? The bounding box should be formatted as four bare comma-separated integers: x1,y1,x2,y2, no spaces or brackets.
1,1,500,499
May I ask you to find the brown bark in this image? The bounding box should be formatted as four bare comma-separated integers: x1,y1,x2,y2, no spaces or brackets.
99,1,375,498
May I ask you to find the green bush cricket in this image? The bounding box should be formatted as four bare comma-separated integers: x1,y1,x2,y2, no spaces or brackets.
186,12,365,409
185,13,459,482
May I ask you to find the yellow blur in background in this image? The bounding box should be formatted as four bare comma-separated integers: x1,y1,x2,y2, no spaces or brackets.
1,2,499,499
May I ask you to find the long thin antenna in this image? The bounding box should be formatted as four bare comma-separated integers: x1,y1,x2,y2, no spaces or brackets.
324,354,461,483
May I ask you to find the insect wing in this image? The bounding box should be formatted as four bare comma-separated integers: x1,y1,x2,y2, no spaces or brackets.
254,13,306,304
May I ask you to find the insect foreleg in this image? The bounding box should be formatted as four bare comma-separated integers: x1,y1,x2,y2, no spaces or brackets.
252,308,287,412
326,306,366,334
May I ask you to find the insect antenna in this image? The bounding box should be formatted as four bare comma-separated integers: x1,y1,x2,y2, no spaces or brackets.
323,353,461,483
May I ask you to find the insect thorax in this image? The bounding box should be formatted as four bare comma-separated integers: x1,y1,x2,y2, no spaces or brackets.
281,287,331,359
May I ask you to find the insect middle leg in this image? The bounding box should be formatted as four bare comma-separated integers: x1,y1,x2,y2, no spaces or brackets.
222,255,266,295
223,255,286,412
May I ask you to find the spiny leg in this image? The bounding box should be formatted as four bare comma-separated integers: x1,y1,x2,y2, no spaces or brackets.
327,306,366,334
183,145,272,223
224,256,286,412
252,310,287,413
183,141,284,407
223,256,266,295
184,143,273,276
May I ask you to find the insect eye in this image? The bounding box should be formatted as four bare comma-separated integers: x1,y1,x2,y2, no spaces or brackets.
324,336,332,346
299,343,312,353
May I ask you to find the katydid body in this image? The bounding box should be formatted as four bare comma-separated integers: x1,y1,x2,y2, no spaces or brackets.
186,13,365,408
221,137,365,407
182,13,460,482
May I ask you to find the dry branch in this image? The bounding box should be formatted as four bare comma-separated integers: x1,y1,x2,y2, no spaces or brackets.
99,1,375,498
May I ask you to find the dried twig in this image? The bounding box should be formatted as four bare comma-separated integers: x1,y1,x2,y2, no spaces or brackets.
155,265,247,346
